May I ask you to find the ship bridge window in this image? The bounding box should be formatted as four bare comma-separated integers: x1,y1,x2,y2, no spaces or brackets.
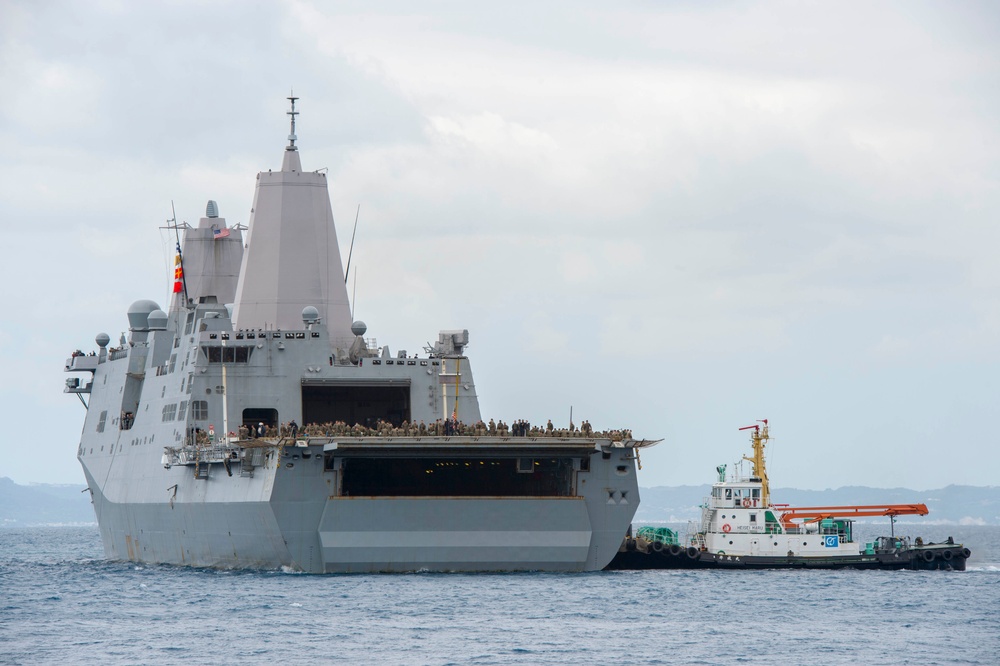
338,457,575,497
201,346,253,363
192,400,208,421
725,488,732,501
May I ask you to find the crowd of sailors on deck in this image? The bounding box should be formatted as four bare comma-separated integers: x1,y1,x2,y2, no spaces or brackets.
218,418,631,442
187,418,632,447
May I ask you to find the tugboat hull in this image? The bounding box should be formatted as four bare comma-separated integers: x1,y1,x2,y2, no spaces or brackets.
606,541,970,571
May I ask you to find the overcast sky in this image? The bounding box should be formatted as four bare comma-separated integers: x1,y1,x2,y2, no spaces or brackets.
1,1,997,493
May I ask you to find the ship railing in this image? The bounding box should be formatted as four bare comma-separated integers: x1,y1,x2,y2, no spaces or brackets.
108,348,129,361
65,355,99,372
165,444,242,466
874,535,911,552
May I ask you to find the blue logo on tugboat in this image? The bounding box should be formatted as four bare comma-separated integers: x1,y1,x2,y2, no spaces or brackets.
824,535,839,548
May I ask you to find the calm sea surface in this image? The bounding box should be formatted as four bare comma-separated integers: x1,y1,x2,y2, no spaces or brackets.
1,525,998,665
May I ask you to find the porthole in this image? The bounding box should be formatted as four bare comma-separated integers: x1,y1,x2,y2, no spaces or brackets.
729,541,733,545
803,542,808,546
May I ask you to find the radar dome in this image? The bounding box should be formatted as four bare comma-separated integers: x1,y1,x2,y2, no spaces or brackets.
127,299,161,331
302,306,320,325
351,320,367,337
206,200,219,218
95,333,110,348
147,309,168,330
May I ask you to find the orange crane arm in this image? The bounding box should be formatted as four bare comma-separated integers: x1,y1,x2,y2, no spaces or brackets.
778,503,928,528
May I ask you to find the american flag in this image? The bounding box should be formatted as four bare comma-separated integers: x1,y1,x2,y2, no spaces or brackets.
213,225,230,239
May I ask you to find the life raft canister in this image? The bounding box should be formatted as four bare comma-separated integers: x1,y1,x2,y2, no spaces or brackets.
722,523,732,533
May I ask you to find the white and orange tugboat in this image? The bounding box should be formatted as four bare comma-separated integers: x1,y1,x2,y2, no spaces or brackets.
608,420,970,570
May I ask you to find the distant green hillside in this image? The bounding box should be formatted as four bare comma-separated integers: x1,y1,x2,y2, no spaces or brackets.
0,477,96,526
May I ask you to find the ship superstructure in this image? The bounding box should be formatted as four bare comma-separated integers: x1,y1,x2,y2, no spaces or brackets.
64,99,656,572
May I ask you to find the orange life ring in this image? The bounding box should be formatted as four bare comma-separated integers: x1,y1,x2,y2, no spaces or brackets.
742,498,752,508
722,523,732,533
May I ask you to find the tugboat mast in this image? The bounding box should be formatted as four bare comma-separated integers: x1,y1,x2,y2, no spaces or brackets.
739,419,771,507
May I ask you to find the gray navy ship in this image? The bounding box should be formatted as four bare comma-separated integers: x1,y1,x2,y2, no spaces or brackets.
64,98,657,572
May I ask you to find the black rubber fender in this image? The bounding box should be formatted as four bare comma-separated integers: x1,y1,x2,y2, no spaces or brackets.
962,548,972,559
669,544,682,557
651,540,664,553
686,546,700,559
922,549,936,562
942,549,953,561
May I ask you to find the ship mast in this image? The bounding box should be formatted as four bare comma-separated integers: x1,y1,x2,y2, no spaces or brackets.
740,420,771,507
286,92,298,151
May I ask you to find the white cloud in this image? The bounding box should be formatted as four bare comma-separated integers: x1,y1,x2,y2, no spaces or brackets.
1,1,997,490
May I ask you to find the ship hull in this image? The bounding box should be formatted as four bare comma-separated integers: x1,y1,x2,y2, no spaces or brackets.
83,438,641,573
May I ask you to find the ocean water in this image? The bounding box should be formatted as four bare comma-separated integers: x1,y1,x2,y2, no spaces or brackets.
1,526,998,665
